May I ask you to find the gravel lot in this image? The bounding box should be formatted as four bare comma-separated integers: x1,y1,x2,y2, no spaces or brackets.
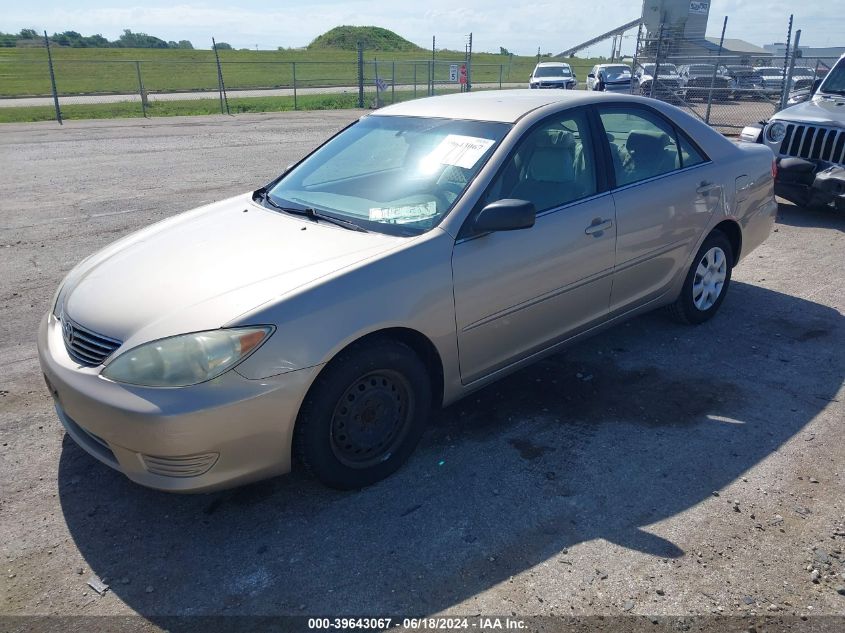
1,112,843,631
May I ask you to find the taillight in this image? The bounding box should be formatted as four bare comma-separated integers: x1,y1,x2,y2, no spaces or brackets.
772,159,778,180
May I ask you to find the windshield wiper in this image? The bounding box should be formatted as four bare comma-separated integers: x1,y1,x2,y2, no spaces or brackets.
258,191,367,233
297,206,369,232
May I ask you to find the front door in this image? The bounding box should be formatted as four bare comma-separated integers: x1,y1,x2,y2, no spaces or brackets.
451,108,616,384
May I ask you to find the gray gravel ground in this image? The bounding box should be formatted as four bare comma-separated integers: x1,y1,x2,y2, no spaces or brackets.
0,112,844,631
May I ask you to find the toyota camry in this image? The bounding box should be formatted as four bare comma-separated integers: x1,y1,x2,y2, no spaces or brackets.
39,90,777,492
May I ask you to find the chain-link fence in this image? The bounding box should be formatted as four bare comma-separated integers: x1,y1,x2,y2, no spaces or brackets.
1,32,837,132
0,40,528,123
624,52,840,134
624,19,840,135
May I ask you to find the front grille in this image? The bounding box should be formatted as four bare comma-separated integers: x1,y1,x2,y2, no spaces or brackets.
141,453,219,478
61,317,122,366
779,123,845,165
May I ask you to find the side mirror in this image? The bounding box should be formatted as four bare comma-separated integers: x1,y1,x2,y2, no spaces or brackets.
811,78,822,94
474,199,536,233
588,73,595,79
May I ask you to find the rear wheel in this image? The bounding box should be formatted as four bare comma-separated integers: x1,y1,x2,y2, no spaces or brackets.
668,231,734,325
294,339,431,489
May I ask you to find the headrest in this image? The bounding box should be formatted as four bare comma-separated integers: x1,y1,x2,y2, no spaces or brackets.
527,147,575,183
535,129,575,149
626,130,670,155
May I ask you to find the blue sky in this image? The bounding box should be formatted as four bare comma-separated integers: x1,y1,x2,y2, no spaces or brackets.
0,1,840,55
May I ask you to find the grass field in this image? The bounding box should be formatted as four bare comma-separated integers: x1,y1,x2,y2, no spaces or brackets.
0,47,602,97
0,87,525,123
0,92,366,123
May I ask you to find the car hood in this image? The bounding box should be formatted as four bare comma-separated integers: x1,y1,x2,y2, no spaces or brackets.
60,193,404,348
773,96,845,127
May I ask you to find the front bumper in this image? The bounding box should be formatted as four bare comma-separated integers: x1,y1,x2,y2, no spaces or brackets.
775,157,845,209
530,82,576,89
38,313,321,492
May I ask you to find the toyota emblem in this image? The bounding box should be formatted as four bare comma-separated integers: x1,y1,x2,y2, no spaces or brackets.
62,318,74,345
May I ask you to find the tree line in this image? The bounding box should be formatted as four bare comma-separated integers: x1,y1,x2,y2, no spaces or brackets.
0,29,210,49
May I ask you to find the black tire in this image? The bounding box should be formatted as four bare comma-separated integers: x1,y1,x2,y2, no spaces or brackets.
668,231,734,325
293,338,431,489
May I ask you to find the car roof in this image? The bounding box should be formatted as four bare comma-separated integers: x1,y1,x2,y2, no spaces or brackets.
536,61,570,67
373,89,628,124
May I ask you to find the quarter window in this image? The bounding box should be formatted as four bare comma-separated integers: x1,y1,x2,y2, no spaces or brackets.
678,134,706,168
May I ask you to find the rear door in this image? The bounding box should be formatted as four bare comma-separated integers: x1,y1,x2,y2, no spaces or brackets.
594,104,722,313
451,108,616,383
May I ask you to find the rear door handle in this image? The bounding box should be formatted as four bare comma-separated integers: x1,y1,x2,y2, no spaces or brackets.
585,218,613,235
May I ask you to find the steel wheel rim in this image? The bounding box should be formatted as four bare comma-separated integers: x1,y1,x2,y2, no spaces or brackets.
329,370,414,469
692,246,727,311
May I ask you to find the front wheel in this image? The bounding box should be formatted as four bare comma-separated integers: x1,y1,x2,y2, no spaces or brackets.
668,231,734,325
293,339,431,489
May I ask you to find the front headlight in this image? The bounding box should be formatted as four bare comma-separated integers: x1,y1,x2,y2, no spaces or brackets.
767,121,787,143
102,326,274,387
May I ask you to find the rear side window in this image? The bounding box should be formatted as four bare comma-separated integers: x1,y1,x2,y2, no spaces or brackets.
596,106,707,187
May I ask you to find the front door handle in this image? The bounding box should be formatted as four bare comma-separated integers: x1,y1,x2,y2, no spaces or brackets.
585,218,613,236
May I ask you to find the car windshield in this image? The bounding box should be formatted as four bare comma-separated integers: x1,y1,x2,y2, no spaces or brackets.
688,65,714,74
756,68,782,77
535,66,571,77
267,115,510,236
819,58,845,94
602,65,630,75
793,68,815,76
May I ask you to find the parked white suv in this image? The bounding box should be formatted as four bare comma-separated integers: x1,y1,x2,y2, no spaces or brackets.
528,62,577,89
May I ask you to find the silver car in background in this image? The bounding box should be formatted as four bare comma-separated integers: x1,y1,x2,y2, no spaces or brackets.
39,90,777,493
586,64,632,93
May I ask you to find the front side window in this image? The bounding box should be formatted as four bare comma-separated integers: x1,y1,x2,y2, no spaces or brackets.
482,109,597,214
268,116,510,235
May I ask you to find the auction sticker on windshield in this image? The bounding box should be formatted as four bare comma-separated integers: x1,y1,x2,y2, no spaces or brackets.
426,135,496,169
369,201,438,224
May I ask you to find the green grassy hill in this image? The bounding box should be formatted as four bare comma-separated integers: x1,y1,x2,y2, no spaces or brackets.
308,26,424,52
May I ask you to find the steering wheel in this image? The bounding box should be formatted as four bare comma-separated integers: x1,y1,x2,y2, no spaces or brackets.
435,181,466,207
